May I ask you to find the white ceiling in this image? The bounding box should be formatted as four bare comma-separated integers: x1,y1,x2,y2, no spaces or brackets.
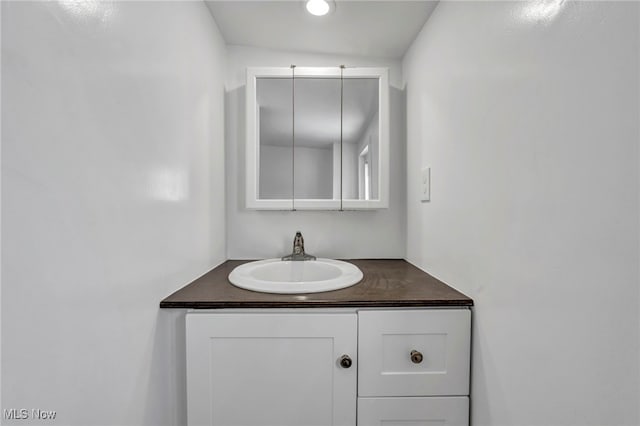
205,1,438,59
258,77,378,148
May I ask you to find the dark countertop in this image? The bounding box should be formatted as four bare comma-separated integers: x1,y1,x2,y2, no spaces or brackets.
160,259,473,309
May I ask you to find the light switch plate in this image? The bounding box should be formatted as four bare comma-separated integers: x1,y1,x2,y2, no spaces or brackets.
421,167,430,202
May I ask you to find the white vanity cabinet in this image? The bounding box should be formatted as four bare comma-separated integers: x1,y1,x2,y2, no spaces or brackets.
186,308,470,426
186,312,357,426
357,309,470,425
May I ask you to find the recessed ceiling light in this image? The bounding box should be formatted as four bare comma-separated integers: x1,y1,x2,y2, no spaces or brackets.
306,0,330,16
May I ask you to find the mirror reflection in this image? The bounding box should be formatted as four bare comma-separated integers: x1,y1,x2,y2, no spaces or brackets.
256,76,379,202
293,78,341,200
257,78,293,199
341,78,379,201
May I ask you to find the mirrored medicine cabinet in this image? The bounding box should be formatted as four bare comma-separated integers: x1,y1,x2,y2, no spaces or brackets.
246,66,389,210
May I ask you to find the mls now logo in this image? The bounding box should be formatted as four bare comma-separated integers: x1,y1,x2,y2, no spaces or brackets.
4,408,57,420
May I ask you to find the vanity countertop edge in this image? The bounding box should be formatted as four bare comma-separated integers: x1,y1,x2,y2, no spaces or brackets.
159,259,473,309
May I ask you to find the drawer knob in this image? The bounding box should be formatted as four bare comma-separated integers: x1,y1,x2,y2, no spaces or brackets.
410,350,423,364
339,354,352,369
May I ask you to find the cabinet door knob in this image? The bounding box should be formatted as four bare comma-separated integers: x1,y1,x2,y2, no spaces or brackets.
339,354,352,368
410,350,423,364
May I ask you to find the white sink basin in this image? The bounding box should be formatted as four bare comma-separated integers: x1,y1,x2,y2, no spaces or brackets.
228,258,363,294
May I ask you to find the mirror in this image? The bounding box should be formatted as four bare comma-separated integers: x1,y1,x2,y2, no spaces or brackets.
341,78,379,202
256,77,294,200
246,67,389,210
257,77,341,200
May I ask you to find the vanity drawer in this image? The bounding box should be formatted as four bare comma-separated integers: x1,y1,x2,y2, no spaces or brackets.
358,309,470,397
357,396,469,425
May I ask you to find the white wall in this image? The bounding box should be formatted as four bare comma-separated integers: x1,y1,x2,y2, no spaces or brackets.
226,45,406,259
355,111,379,199
342,143,358,200
293,145,333,199
1,2,226,425
260,144,333,199
259,145,293,199
403,2,639,425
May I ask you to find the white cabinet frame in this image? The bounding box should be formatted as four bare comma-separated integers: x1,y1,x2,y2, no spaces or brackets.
245,67,390,210
185,308,471,426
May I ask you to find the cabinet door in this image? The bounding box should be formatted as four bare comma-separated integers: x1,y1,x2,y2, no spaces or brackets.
357,397,469,426
358,309,470,397
186,312,357,426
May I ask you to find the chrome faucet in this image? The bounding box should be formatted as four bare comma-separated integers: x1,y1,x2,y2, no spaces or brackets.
281,231,316,261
